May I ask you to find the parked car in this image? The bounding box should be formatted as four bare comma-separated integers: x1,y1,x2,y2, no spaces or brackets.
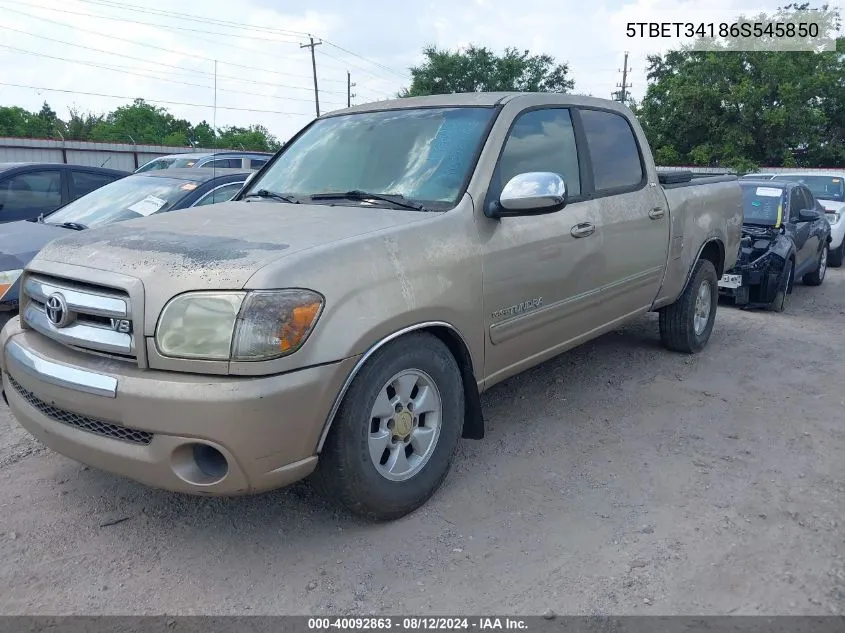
770,172,845,267
0,163,128,224
0,168,251,322
718,179,832,311
0,93,742,521
135,151,273,173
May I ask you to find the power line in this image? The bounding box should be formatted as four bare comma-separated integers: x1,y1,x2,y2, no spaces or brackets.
0,25,349,94
0,82,322,116
0,7,350,87
72,0,412,81
0,44,348,106
0,0,353,85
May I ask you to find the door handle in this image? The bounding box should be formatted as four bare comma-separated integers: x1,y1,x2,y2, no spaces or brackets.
570,222,595,238
648,207,665,220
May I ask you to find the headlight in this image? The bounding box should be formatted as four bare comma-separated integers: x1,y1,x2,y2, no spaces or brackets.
155,289,324,361
0,269,23,301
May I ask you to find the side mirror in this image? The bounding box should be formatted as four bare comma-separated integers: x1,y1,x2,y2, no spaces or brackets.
488,172,566,218
798,208,821,222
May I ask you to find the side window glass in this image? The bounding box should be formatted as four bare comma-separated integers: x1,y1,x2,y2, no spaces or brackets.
580,109,644,191
0,170,63,214
497,108,581,197
204,159,242,169
194,182,244,206
789,188,804,220
250,159,268,169
71,171,115,200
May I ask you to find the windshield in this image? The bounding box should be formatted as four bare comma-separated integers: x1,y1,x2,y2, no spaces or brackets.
136,157,198,173
245,106,496,208
771,175,844,202
45,175,195,228
740,184,786,226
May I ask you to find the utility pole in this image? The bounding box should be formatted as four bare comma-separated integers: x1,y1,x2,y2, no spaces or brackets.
347,71,356,107
301,36,322,116
613,51,632,103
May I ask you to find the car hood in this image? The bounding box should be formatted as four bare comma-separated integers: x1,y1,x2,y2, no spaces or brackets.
818,199,845,213
31,200,428,291
0,220,71,272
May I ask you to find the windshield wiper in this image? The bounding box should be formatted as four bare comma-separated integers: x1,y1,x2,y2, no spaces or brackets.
244,189,300,204
309,190,428,212
54,222,88,231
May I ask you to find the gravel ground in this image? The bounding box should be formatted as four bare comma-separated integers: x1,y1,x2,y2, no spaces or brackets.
0,269,843,616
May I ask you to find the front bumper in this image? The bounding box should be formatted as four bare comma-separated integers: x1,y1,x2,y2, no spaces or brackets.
717,264,783,306
1,318,358,495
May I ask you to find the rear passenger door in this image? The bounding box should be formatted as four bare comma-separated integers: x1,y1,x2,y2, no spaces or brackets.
576,107,669,316
0,168,65,223
69,169,121,202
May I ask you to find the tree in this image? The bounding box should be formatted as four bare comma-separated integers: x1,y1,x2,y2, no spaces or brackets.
0,100,282,150
637,3,843,168
399,45,574,97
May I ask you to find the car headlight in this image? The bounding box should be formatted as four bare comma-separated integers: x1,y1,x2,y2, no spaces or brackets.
155,289,324,361
0,269,23,301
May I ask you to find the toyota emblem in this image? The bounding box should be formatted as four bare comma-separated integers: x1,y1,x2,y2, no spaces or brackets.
45,293,72,328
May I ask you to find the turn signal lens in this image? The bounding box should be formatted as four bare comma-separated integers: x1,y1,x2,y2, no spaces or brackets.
232,289,324,361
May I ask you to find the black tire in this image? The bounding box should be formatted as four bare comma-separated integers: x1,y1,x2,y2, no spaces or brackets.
829,241,844,268
311,332,464,522
769,259,793,313
659,259,718,354
803,245,828,286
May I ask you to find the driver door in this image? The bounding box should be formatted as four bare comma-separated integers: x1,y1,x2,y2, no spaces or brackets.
478,107,604,384
787,186,815,273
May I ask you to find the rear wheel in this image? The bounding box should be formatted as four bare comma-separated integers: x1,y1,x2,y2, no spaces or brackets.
827,241,843,268
769,259,793,313
803,245,828,286
659,259,718,353
311,332,464,521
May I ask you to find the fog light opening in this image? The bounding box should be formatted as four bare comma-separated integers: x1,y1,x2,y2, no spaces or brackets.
193,443,228,479
171,442,229,486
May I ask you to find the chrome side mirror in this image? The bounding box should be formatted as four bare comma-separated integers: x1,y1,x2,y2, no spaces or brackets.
493,172,567,217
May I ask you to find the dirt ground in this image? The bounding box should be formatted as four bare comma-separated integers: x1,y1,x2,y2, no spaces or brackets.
0,269,843,616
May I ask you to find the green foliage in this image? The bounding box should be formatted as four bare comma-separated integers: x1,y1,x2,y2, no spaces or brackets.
638,3,844,168
400,45,574,97
0,99,280,150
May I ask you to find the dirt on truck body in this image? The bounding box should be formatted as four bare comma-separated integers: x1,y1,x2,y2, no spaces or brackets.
0,92,743,521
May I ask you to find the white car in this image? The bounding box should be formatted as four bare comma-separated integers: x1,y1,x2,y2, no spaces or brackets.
771,172,845,267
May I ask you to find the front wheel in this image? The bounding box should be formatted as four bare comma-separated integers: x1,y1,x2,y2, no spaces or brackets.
803,245,828,286
828,241,844,268
769,259,793,313
659,259,718,353
311,332,464,521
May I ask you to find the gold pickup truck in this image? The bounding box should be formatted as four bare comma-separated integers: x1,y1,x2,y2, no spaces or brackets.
0,93,742,521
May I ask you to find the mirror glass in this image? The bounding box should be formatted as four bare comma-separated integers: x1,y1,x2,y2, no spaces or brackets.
499,172,566,211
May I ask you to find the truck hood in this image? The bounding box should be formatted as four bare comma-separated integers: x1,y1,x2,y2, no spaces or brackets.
0,220,72,272
31,200,428,291
818,199,845,213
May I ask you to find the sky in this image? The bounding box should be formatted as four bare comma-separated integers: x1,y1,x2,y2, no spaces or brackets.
0,0,841,143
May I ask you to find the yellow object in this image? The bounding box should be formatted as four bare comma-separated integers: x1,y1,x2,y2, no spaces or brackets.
775,203,782,228
278,302,321,352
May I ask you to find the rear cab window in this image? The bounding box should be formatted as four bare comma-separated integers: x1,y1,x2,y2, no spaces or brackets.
579,108,645,192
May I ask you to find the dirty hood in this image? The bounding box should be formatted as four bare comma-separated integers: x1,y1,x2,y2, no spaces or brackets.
31,200,427,296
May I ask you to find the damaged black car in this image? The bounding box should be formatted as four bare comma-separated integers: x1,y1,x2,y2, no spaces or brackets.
718,180,832,312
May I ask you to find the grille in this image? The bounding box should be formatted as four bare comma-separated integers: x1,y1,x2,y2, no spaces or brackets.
8,375,153,446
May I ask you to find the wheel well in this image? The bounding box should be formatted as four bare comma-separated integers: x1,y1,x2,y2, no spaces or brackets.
317,324,485,453
700,240,725,277
424,326,485,440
